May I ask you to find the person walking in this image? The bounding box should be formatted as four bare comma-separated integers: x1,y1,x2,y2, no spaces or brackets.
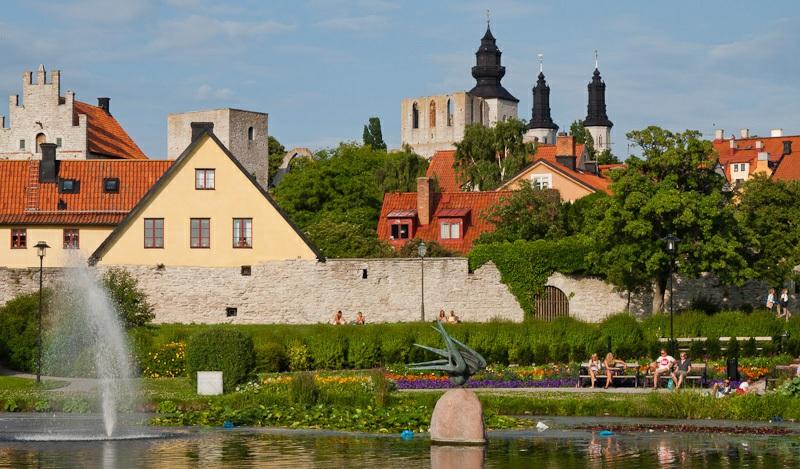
766,288,777,314
778,287,791,321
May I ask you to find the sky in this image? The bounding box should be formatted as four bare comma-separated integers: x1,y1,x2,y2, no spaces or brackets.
0,0,798,159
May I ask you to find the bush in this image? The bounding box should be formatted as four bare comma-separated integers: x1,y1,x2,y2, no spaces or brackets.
742,337,758,357
705,336,722,359
102,268,154,328
380,333,413,364
286,340,311,371
142,341,186,378
371,369,393,407
0,291,46,372
308,334,348,369
186,327,255,392
726,337,740,360
688,339,705,359
598,314,645,359
255,341,288,373
348,336,381,369
289,372,319,405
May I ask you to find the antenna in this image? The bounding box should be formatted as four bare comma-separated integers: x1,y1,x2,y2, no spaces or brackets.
538,53,544,73
594,49,599,69
486,9,490,27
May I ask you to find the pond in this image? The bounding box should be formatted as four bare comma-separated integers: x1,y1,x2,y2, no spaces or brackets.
1,416,800,468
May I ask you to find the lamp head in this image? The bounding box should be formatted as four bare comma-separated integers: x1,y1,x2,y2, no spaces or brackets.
34,241,50,258
417,241,427,258
662,234,680,253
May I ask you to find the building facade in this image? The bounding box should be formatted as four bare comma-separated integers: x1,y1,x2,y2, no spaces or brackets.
0,65,146,161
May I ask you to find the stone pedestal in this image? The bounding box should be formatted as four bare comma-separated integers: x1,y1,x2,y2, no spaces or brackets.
197,371,223,395
430,445,485,469
429,388,486,444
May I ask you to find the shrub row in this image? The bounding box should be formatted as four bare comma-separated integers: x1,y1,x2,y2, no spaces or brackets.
130,311,800,372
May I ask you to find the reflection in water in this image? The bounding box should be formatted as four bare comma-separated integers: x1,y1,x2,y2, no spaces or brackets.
1,429,800,468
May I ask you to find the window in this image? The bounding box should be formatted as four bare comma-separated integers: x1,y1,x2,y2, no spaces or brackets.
429,100,437,128
144,218,164,248
446,98,453,127
103,178,119,193
195,169,215,190
56,138,62,148
440,222,461,240
35,133,45,152
190,218,210,248
19,139,25,150
247,127,254,141
232,218,252,248
531,174,552,190
11,228,26,249
63,229,79,249
412,103,419,129
390,223,410,239
241,265,252,276
59,179,79,193
226,307,237,317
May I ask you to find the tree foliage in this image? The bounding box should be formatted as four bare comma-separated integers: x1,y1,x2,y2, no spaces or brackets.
396,238,457,258
362,117,387,150
454,118,531,190
267,135,286,184
570,120,621,164
736,174,800,285
307,217,394,258
102,267,154,328
477,181,566,244
587,126,752,313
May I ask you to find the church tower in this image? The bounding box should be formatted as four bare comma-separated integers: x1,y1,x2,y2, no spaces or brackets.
583,54,613,152
524,58,558,144
468,21,518,126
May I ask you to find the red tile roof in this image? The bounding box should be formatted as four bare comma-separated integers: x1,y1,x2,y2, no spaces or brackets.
377,191,510,253
532,152,610,193
426,151,462,192
712,135,799,179
0,160,171,225
74,101,148,160
772,154,800,181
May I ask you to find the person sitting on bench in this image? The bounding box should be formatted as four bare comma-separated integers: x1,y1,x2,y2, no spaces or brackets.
602,352,626,389
651,349,676,389
587,353,601,388
670,351,692,390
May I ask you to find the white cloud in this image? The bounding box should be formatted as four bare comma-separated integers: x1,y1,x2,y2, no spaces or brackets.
316,15,387,32
150,15,296,51
194,84,233,100
39,0,154,23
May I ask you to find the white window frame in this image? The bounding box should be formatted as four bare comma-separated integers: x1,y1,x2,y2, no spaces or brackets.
439,221,461,240
531,173,552,190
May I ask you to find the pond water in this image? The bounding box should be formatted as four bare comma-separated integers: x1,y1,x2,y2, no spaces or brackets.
2,425,800,468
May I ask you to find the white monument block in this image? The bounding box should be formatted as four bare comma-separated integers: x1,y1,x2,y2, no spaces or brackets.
197,371,223,395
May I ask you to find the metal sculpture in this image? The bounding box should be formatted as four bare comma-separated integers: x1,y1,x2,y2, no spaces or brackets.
409,322,487,386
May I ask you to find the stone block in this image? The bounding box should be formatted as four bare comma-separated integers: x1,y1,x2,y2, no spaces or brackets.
430,445,485,469
197,371,223,395
429,388,485,444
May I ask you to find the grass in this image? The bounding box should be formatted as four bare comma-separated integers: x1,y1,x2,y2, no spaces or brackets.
0,375,68,391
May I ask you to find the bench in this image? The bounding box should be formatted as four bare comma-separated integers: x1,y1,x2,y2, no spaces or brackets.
577,363,641,388
658,336,774,352
642,363,707,388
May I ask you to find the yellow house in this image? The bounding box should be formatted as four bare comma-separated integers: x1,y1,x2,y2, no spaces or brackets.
90,131,319,266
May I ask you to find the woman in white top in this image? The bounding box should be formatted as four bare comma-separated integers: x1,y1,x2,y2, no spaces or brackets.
767,288,777,313
587,353,601,388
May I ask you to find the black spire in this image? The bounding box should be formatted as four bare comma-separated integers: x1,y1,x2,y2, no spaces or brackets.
528,71,558,130
469,26,518,102
583,67,613,128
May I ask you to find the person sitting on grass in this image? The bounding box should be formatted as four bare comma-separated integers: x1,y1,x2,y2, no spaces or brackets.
447,310,460,323
602,352,626,389
710,378,733,398
736,377,753,395
587,353,602,389
354,312,365,325
651,349,676,389
437,309,447,322
330,310,346,325
671,351,692,390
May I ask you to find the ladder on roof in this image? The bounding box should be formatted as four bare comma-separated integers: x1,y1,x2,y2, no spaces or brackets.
24,160,39,212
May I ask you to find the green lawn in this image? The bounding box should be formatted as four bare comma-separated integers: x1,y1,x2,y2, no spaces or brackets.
0,375,68,391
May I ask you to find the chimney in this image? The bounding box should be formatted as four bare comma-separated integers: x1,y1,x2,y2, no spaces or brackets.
39,143,58,183
714,129,724,140
783,140,792,155
755,140,763,150
191,122,214,142
417,177,433,226
97,97,110,114
729,139,737,150
740,128,750,139
556,134,575,157
771,128,783,137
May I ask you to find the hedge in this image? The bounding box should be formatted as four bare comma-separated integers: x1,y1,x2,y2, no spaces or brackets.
185,326,256,392
128,311,800,373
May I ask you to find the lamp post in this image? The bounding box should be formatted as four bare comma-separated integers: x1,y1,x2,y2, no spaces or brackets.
34,241,50,384
662,234,680,356
418,241,427,322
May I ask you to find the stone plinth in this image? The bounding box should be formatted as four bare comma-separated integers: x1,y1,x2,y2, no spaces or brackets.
197,371,223,395
429,388,486,444
430,445,485,469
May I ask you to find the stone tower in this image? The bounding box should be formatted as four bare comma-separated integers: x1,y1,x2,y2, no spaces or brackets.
468,25,519,125
583,64,613,152
523,69,558,144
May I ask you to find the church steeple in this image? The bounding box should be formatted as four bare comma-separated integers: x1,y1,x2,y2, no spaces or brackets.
528,67,558,131
468,21,518,103
583,55,613,128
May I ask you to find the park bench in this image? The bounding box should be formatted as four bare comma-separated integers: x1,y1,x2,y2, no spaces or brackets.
642,363,707,388
577,362,641,388
657,336,774,352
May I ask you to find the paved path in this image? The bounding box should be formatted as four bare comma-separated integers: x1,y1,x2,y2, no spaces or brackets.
0,367,98,393
401,386,707,395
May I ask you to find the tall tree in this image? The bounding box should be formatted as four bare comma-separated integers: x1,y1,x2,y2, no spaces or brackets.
454,118,530,190
375,149,429,193
362,117,387,150
736,174,800,285
306,217,394,258
476,181,566,244
569,120,621,164
267,135,286,184
587,126,752,313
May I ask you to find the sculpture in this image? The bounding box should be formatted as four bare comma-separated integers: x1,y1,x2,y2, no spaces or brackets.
410,322,487,386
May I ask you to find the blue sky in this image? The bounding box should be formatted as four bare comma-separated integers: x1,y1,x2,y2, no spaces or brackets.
1,0,798,158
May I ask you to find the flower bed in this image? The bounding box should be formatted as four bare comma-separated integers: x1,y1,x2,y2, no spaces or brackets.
387,365,578,389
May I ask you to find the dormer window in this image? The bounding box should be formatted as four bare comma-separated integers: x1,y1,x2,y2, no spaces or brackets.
440,221,461,240
59,179,79,194
103,178,119,193
390,223,410,239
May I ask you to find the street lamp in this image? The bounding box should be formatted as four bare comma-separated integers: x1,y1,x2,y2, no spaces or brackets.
34,241,50,384
418,241,427,322
662,234,680,356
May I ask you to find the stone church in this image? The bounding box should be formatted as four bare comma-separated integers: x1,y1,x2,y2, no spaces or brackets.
401,26,614,157
0,65,147,160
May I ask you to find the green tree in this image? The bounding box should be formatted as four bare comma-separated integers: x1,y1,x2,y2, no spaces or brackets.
268,135,286,185
307,217,394,258
396,238,456,258
588,126,752,313
103,267,154,328
563,191,608,235
362,117,387,150
375,149,429,192
595,149,622,165
454,118,531,190
736,174,800,285
476,181,565,244
569,120,621,164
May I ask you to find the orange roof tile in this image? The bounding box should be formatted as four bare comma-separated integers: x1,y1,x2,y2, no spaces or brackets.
0,159,171,225
377,191,510,253
772,154,800,181
712,135,799,179
74,101,148,160
426,150,462,192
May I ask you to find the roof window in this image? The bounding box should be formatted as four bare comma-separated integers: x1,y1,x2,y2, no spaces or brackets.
59,179,79,194
103,178,120,193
